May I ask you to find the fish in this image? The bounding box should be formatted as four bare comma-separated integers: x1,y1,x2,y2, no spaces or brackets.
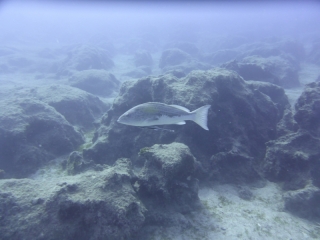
117,102,210,130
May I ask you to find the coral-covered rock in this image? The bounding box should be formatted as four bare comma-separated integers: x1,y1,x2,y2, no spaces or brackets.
238,39,305,60
134,143,200,213
31,84,109,130
294,81,320,136
69,70,120,97
262,131,320,190
0,158,146,240
284,185,320,219
0,98,83,178
58,45,114,76
223,55,300,88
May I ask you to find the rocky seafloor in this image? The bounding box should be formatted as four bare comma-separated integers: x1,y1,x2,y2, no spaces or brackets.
1,16,320,239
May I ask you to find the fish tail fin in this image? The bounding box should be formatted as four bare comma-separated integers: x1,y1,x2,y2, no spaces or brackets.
191,105,211,130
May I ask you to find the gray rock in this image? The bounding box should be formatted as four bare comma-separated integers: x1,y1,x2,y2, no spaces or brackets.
0,97,84,178
0,158,146,240
31,84,109,130
210,152,261,184
284,185,320,219
69,70,120,97
223,55,300,88
238,39,305,60
58,45,114,76
159,48,210,75
294,81,320,137
262,131,320,190
134,143,200,213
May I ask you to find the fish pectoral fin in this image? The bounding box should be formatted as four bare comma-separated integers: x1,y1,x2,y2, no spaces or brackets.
175,121,186,125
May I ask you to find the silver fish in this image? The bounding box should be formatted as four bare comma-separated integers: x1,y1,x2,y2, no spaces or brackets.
117,102,210,130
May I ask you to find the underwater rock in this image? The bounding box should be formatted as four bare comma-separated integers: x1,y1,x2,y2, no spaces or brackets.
0,158,146,240
223,55,300,88
57,44,114,76
31,84,109,130
84,68,289,184
294,81,320,137
284,184,320,219
134,143,200,213
210,152,262,184
134,50,153,67
159,47,210,75
159,48,191,69
0,98,83,178
69,70,120,97
238,39,305,60
262,131,320,190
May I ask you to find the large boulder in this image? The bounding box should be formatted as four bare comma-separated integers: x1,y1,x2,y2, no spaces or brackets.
237,39,305,60
134,143,200,213
0,158,146,240
294,81,320,136
58,45,114,76
84,68,289,184
262,131,320,190
69,70,120,97
0,97,83,178
284,184,320,220
223,55,300,88
28,84,109,131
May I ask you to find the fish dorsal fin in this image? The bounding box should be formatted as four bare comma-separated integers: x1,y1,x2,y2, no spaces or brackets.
170,105,190,112
175,121,186,125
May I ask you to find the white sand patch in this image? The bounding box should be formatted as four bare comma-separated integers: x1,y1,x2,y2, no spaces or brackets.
150,182,320,240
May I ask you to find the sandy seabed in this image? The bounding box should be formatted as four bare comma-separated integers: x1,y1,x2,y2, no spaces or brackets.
150,182,320,240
